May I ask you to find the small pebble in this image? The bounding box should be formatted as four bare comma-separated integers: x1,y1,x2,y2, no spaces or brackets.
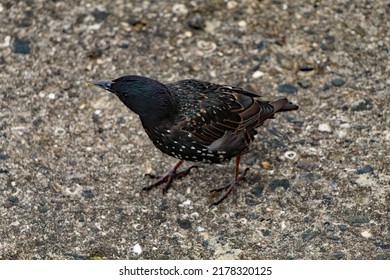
261,161,270,169
0,152,10,161
269,179,290,191
299,65,314,71
81,189,95,199
337,129,348,139
87,48,103,59
351,100,373,111
301,230,319,242
277,83,298,94
333,252,345,260
301,172,321,182
132,224,143,230
172,4,188,16
177,218,192,229
323,194,333,203
318,123,332,133
8,195,19,204
47,93,56,99
331,78,346,87
132,244,142,255
385,131,390,141
54,127,66,136
1,35,11,48
197,40,217,53
237,20,246,28
343,215,369,224
356,165,373,174
284,151,297,160
187,13,205,30
374,242,390,250
274,38,284,46
338,224,347,231
10,221,20,227
197,226,205,232
92,110,101,123
297,79,310,88
296,160,316,171
182,199,191,206
322,83,332,91
252,70,264,79
116,116,125,124
92,8,109,23
324,221,335,231
13,39,30,54
227,1,238,9
361,230,372,238
38,206,49,214
251,185,264,197
256,39,267,50
190,212,199,220
261,229,271,236
284,114,304,125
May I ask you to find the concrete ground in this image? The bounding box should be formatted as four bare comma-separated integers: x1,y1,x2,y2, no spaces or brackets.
0,0,389,259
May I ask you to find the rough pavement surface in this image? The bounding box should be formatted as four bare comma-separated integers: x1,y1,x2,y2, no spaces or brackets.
1,0,389,259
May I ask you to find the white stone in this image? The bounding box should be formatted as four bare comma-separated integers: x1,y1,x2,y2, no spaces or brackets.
132,243,142,255
340,123,351,129
361,230,372,238
172,4,188,16
318,123,332,133
337,129,348,139
252,70,264,79
197,226,205,232
238,20,247,28
48,93,56,99
227,1,238,9
182,199,191,206
1,35,10,48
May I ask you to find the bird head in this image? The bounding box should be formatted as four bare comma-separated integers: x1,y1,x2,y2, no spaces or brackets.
89,75,175,126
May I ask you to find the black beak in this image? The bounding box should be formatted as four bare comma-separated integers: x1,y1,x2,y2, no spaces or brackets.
87,80,113,90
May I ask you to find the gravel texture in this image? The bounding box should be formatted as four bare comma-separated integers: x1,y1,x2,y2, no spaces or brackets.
0,0,389,260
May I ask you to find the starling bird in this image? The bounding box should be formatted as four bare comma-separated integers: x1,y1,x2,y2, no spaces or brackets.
90,75,298,205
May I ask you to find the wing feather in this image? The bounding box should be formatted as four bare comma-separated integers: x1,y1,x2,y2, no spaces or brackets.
168,80,280,146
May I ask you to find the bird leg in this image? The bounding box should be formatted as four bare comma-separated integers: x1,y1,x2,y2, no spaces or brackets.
209,155,249,206
144,160,198,194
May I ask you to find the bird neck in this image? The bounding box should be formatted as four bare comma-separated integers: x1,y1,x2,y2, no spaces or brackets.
125,86,178,128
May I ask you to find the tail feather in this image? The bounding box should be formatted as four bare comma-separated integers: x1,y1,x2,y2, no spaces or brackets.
270,98,299,113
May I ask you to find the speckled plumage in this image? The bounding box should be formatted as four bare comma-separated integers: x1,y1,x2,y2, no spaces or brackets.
90,75,299,205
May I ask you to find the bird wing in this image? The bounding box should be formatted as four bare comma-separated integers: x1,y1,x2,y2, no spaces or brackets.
173,81,278,148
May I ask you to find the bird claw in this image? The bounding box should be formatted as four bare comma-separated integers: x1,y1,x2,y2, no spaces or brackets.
209,167,250,206
143,164,198,193
144,173,162,180
175,165,198,178
209,182,236,207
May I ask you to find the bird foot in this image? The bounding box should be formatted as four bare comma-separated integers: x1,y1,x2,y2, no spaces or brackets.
209,167,249,206
144,165,198,194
